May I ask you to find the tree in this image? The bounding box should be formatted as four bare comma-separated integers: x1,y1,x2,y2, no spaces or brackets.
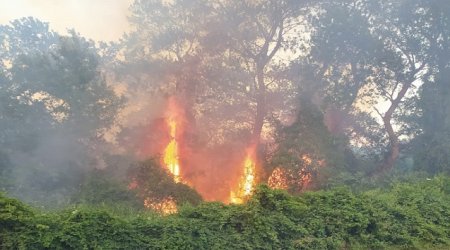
205,0,308,148
0,17,59,152
0,17,58,64
269,96,348,191
122,0,309,150
11,32,122,136
0,18,123,206
408,0,450,174
302,0,429,174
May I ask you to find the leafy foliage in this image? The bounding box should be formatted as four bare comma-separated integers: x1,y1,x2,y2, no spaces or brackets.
74,169,142,210
1,177,448,249
128,159,203,206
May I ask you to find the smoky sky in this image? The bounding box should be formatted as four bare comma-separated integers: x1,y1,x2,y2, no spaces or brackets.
0,0,132,42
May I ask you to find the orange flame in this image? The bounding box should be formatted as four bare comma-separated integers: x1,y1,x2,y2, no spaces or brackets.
144,196,178,215
163,116,181,182
268,167,288,190
162,97,184,183
230,149,256,204
300,172,312,188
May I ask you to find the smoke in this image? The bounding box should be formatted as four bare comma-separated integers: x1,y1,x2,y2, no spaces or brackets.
324,106,351,136
0,0,343,206
6,129,92,207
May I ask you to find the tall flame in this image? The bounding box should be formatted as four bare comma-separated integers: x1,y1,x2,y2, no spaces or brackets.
163,116,181,182
230,149,256,204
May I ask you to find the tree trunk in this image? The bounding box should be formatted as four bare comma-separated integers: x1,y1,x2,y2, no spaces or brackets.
248,18,284,149
377,82,411,173
251,63,267,147
379,116,400,173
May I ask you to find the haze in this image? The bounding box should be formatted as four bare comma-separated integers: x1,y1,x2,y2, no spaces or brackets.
0,1,449,248
0,0,132,41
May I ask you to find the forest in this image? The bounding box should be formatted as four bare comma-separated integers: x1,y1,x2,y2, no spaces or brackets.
0,0,449,249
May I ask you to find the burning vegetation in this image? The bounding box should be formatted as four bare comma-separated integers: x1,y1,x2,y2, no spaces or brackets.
0,1,361,215
133,96,321,213
133,96,322,212
162,97,183,184
267,167,288,190
229,149,257,204
144,196,178,215
1,2,449,249
135,98,265,211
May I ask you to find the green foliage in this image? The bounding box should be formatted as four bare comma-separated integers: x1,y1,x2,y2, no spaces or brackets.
0,151,12,191
0,193,34,231
406,0,450,175
74,169,142,211
1,177,448,249
128,159,203,206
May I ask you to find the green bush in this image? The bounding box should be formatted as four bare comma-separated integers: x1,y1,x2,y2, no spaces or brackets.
1,176,449,249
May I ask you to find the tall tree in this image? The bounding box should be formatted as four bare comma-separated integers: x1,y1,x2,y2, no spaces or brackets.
408,0,450,174
303,0,429,174
121,0,308,153
115,0,212,157
0,17,59,152
208,0,307,148
0,18,122,205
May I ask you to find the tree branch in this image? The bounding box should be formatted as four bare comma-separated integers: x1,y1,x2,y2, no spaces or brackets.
267,22,284,61
373,106,384,119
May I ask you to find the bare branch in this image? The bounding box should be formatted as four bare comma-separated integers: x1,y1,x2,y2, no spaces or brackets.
389,81,399,101
373,106,384,119
379,87,394,102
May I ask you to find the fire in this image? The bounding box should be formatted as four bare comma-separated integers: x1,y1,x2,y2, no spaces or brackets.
268,167,288,190
128,178,178,214
144,196,178,215
241,156,256,196
230,149,257,204
163,117,181,182
300,171,312,188
267,154,320,191
299,154,324,189
162,97,184,183
301,154,312,165
137,96,324,203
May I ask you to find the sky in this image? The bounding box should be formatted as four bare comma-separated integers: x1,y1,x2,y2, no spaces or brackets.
0,0,133,42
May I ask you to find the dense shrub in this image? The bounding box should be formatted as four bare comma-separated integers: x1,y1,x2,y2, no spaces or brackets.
1,176,449,249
